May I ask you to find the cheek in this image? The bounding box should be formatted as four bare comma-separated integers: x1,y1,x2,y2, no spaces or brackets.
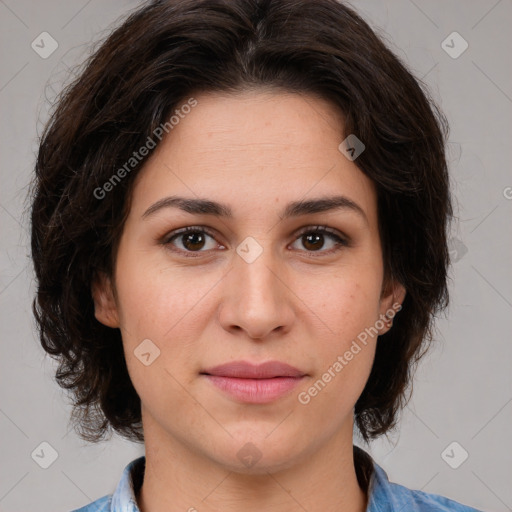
114,245,216,338
301,267,383,343
295,270,382,400
112,247,224,398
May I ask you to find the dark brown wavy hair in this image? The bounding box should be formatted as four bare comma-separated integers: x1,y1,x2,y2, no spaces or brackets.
30,0,452,444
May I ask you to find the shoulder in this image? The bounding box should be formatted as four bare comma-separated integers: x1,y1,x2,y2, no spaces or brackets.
67,455,145,512
394,485,484,511
69,494,112,512
368,461,483,512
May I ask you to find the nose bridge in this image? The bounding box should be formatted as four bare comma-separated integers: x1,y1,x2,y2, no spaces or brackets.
239,248,280,302
219,237,292,338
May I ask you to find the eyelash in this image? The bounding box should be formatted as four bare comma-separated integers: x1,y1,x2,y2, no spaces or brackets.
160,225,349,258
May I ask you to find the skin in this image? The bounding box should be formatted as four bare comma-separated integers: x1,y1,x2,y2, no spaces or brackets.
93,89,405,512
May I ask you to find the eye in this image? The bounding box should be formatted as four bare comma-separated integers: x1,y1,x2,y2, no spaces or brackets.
161,225,349,258
162,226,222,255
290,226,348,255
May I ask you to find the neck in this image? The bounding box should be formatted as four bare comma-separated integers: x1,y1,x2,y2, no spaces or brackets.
137,415,368,512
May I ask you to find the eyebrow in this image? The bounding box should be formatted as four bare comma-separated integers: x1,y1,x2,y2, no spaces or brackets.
142,195,367,223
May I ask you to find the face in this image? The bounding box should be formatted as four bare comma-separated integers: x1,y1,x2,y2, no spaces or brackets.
93,89,404,473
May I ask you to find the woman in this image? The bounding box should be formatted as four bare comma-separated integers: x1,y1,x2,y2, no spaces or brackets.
30,0,483,510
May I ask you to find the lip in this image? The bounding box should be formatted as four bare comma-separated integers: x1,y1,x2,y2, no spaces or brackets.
202,360,305,379
201,360,306,404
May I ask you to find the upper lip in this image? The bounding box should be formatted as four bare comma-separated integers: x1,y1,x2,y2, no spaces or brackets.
201,360,306,379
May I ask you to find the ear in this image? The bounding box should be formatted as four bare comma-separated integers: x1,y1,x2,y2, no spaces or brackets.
91,271,120,328
377,279,406,336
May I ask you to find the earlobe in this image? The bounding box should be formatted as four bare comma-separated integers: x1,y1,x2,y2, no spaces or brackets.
91,271,120,328
378,280,406,335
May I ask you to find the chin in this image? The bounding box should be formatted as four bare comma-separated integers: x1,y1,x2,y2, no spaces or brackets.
205,430,310,475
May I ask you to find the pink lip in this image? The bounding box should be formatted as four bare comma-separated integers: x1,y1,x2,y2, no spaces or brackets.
201,361,306,404
203,360,305,378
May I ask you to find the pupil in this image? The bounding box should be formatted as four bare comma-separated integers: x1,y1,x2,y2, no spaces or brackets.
304,233,323,251
184,232,204,250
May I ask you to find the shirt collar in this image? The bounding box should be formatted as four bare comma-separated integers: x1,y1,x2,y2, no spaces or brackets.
110,449,394,512
111,455,145,512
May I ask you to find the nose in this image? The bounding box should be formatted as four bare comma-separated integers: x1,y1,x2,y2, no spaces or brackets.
218,245,295,340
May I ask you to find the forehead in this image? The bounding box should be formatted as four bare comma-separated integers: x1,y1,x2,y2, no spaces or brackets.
161,89,345,162
130,90,377,223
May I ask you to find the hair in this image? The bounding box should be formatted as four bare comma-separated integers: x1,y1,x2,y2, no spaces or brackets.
31,0,452,444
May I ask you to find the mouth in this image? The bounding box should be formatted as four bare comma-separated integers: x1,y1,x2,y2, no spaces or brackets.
201,360,306,379
200,360,307,404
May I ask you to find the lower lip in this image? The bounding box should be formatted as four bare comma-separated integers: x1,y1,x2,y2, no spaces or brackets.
203,375,304,404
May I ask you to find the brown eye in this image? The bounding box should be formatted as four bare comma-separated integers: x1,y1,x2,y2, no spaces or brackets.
302,232,325,251
164,227,220,253
291,226,348,255
181,231,207,251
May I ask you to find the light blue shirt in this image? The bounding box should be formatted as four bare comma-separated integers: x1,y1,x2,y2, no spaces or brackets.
71,452,483,511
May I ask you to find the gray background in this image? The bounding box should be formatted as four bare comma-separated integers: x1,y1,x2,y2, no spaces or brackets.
0,0,511,511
